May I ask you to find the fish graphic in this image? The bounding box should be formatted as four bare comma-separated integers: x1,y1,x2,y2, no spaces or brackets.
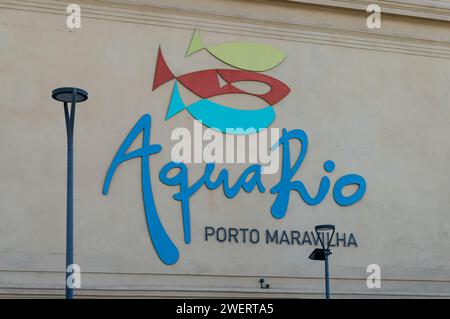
186,29,286,72
153,47,290,134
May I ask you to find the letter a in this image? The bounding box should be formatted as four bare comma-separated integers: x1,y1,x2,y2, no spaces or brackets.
103,114,179,265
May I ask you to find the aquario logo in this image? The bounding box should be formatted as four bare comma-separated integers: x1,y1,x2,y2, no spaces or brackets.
153,30,290,134
102,30,367,265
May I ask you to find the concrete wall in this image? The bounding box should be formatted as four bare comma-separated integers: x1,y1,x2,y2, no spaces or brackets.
1,0,450,298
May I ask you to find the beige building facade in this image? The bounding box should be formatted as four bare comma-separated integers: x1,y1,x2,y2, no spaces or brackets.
1,0,450,298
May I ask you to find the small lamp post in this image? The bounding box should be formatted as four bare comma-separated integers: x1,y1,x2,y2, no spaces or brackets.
308,224,335,299
52,87,88,299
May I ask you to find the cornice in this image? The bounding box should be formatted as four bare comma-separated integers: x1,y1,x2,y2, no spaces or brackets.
283,0,450,22
1,0,450,59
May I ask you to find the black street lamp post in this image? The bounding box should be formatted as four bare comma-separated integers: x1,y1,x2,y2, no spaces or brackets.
308,224,335,299
52,87,88,299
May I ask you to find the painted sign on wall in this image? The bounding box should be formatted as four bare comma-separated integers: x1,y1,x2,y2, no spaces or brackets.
102,30,366,265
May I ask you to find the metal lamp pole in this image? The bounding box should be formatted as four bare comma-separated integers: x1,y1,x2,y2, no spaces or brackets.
324,246,331,299
308,224,335,299
52,87,88,299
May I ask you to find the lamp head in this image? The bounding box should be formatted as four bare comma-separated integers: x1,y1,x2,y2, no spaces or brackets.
314,224,335,250
52,87,88,103
315,224,335,232
308,248,326,261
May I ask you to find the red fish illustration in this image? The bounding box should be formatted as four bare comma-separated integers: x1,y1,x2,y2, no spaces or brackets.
152,47,291,106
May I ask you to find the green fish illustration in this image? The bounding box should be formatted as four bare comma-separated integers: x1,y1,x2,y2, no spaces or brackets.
186,29,286,72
